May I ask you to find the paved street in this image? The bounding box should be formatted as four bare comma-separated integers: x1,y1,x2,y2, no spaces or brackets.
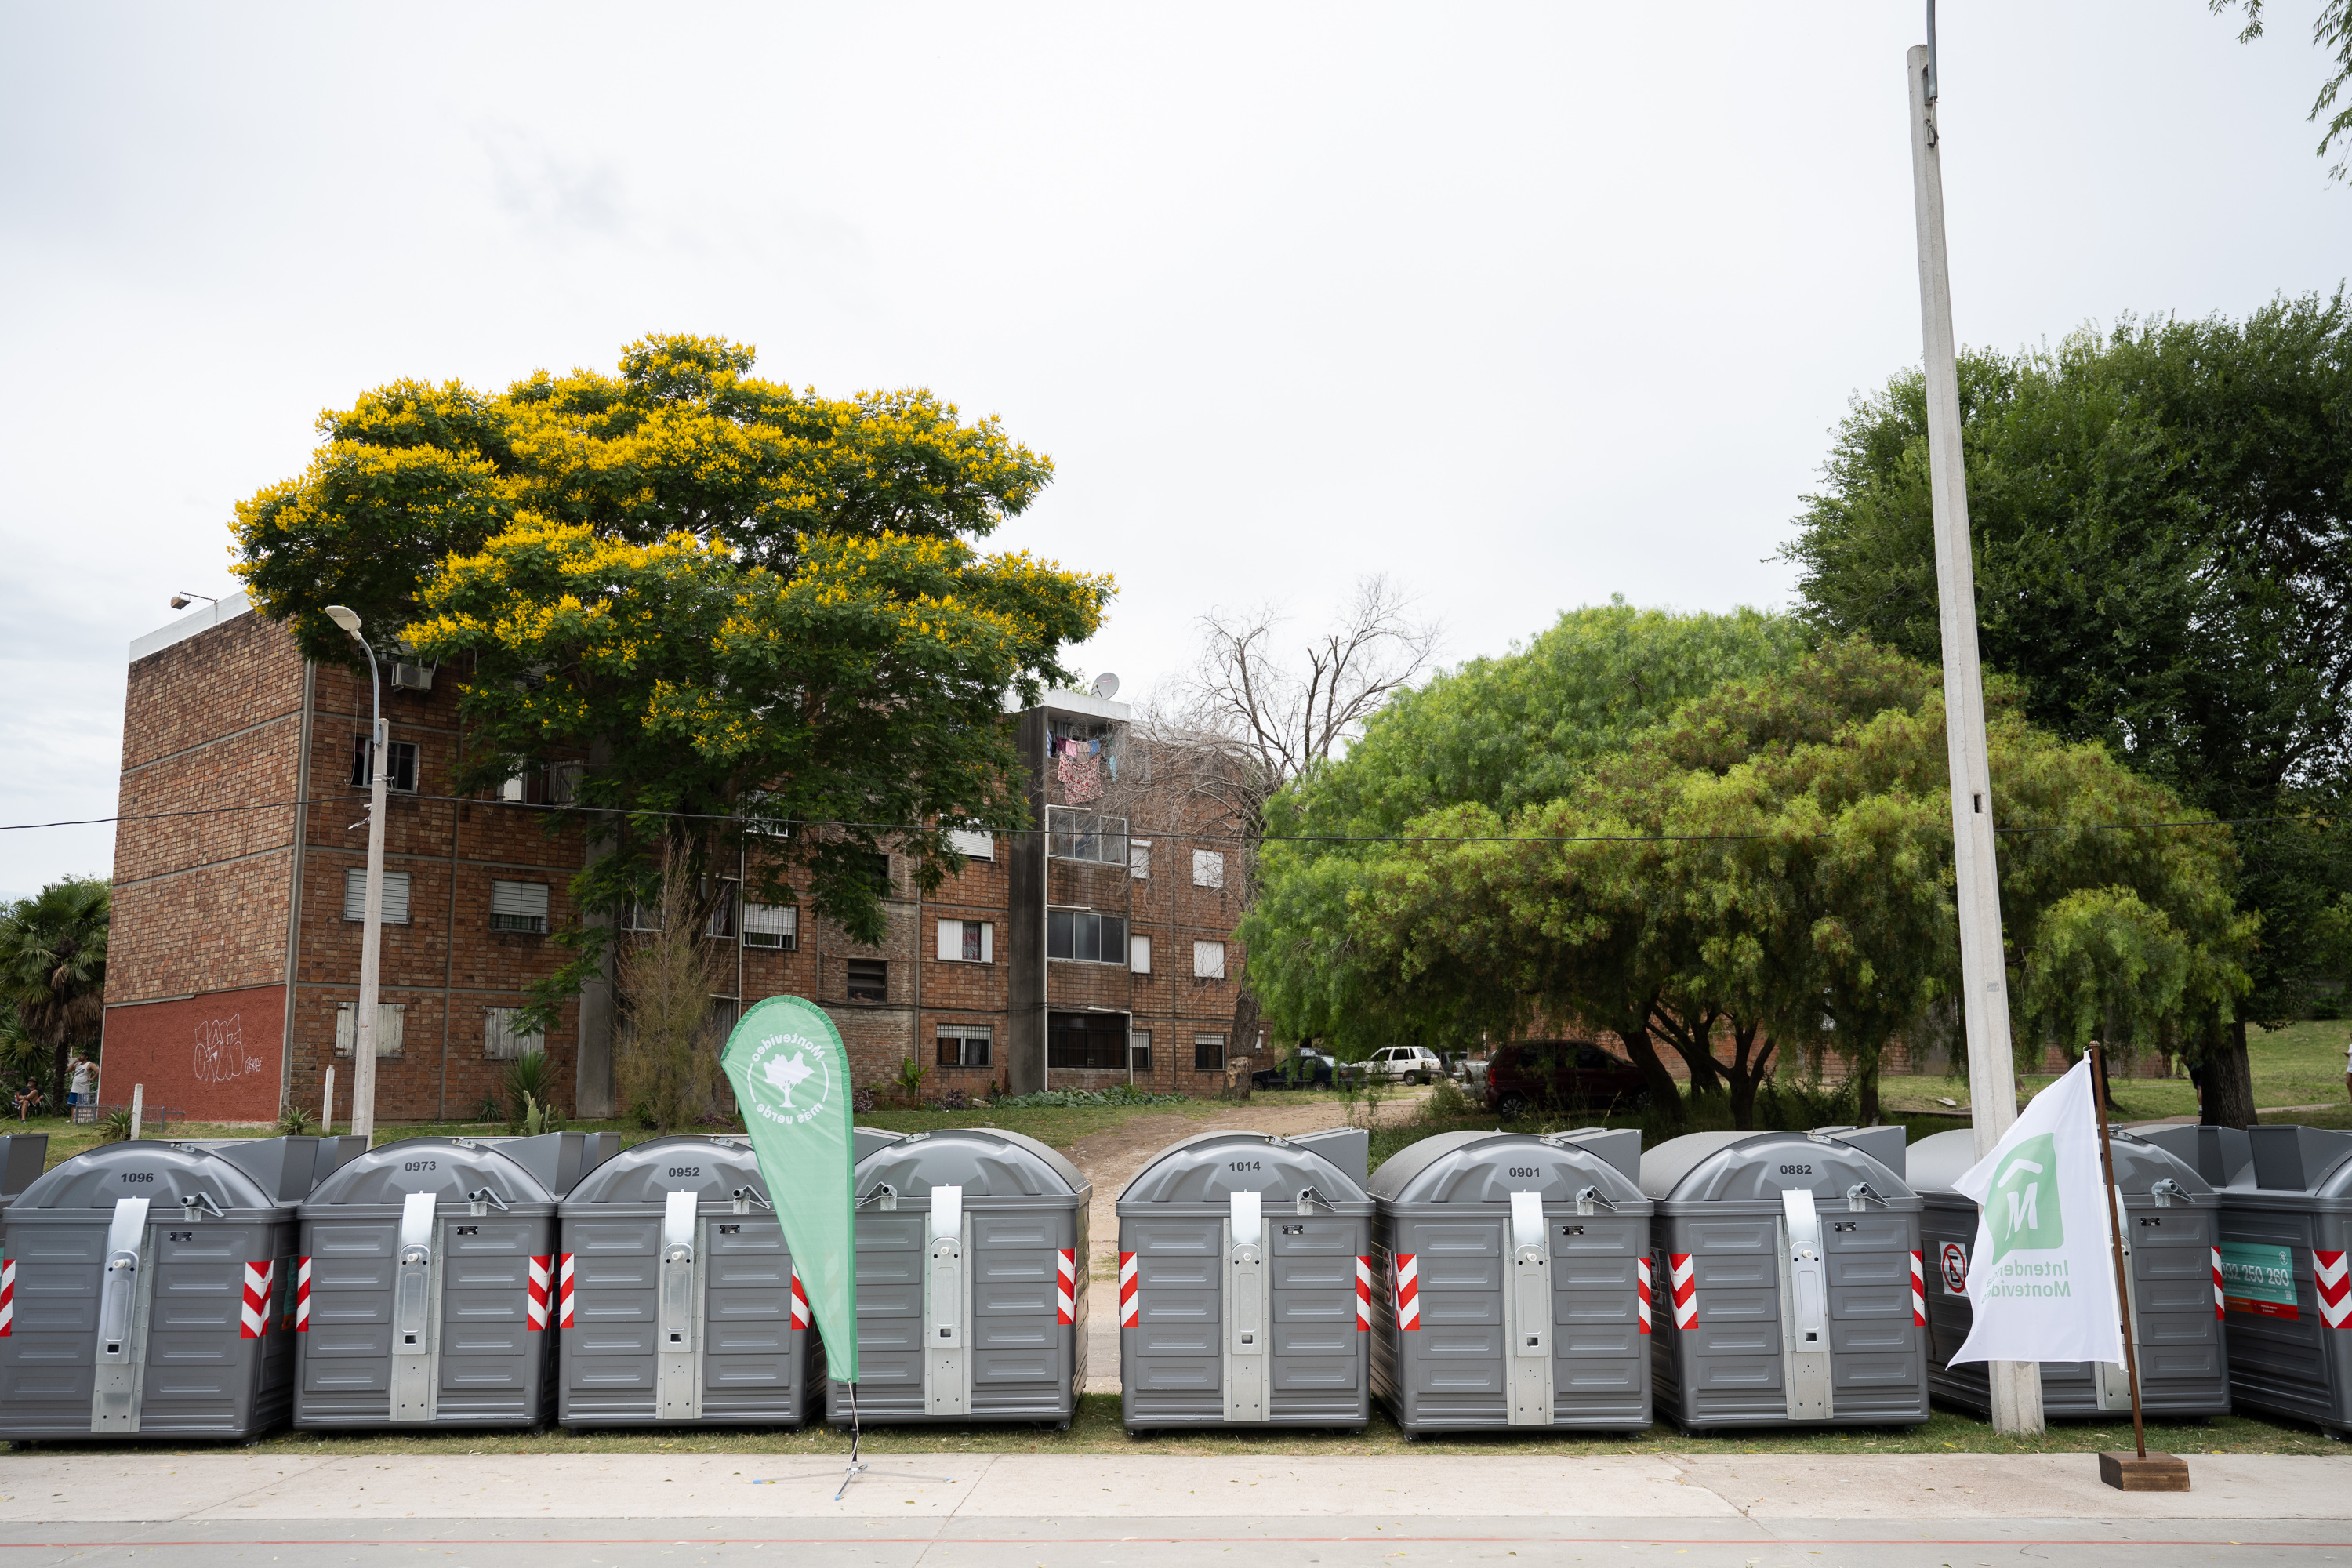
2,1450,2345,1566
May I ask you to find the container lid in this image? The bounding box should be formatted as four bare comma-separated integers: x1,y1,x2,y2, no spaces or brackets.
1907,1125,2214,1201
2246,1126,2352,1196
2133,1125,2253,1190
302,1135,562,1213
855,1125,1088,1203
0,1134,49,1204
1117,1130,1371,1213
167,1136,323,1203
561,1134,766,1213
9,1139,287,1217
1365,1129,1650,1210
1640,1128,1917,1207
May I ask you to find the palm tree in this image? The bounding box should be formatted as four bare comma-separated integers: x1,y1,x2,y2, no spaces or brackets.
0,879,110,1110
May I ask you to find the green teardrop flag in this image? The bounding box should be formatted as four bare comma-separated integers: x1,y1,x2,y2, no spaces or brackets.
721,994,857,1381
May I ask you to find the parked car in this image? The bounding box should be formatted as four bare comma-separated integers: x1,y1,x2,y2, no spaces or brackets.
1254,1050,1338,1091
1356,1046,1444,1085
1483,1039,1650,1118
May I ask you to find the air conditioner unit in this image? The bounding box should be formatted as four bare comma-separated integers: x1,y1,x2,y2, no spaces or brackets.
390,660,436,692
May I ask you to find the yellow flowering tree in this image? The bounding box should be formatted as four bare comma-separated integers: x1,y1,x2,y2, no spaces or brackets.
230,335,1108,1021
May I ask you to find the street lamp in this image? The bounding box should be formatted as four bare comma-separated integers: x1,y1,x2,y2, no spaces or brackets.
326,604,388,1145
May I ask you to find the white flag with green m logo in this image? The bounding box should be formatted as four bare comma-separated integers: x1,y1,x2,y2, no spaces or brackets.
1947,1055,2125,1367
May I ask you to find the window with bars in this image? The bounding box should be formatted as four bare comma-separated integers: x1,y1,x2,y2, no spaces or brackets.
1048,1011,1127,1070
937,919,993,963
1048,909,1128,964
342,869,412,924
845,958,887,1002
490,880,549,934
1192,1032,1226,1072
335,1002,405,1058
1046,806,1127,865
483,1006,543,1061
1192,940,1226,979
744,902,797,949
937,1025,992,1067
350,735,419,793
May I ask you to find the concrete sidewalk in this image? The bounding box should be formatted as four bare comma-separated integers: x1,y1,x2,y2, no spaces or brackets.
0,1450,2345,1524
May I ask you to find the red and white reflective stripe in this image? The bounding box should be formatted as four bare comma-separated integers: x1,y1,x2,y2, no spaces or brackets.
2318,1250,2350,1330
525,1254,553,1332
240,1261,274,1339
557,1252,577,1330
1056,1249,1076,1326
0,1257,14,1338
1669,1253,1697,1329
1117,1251,1139,1328
1909,1250,1927,1327
1392,1253,1421,1330
294,1255,311,1332
1635,1255,1652,1334
2212,1247,2226,1321
1355,1256,1373,1331
789,1265,810,1330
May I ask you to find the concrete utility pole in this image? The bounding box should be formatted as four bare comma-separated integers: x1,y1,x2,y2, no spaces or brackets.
328,605,389,1147
1906,21,2045,1434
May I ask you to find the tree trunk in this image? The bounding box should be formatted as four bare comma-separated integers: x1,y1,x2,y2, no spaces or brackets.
1725,1023,1774,1131
1649,1006,1725,1099
1857,1051,1882,1126
2201,1017,2258,1130
49,1040,69,1116
1618,1014,1685,1127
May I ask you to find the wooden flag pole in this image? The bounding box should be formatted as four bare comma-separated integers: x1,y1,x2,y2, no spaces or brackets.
2091,1044,2188,1490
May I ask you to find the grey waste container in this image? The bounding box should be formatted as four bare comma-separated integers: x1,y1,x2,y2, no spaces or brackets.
0,1134,48,1215
1642,1127,1929,1434
556,1134,821,1428
295,1134,574,1430
2139,1125,2254,1192
0,1138,313,1440
1117,1126,1373,1432
828,1125,1091,1426
2143,1125,2352,1439
1908,1126,2230,1419
1366,1127,1653,1434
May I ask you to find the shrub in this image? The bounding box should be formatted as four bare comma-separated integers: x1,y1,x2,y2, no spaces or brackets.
892,1058,931,1108
851,1086,877,1113
503,1049,554,1130
990,1084,1191,1109
278,1105,318,1136
100,1105,133,1142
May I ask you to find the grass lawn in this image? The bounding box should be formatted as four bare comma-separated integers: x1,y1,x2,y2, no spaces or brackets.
18,1394,2341,1459
1892,1018,2352,1126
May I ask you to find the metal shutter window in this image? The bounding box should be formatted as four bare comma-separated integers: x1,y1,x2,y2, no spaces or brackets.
938,1026,992,1068
949,828,995,859
343,869,412,924
491,880,550,933
743,903,797,949
1131,935,1152,973
938,920,993,963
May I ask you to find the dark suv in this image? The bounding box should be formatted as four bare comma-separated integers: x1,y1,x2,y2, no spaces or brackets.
1483,1039,1650,1118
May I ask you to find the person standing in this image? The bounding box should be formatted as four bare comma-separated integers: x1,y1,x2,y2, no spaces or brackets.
67,1052,93,1110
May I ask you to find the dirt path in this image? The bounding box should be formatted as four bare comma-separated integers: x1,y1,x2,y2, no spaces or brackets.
1067,1087,1431,1394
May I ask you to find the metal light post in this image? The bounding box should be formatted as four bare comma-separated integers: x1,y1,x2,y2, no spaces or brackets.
1904,10,2044,1434
326,604,389,1146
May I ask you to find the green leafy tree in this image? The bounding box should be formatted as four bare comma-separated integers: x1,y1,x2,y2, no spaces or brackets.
2214,2,2352,182
0,878,111,1109
1781,296,2352,1125
232,336,1109,1025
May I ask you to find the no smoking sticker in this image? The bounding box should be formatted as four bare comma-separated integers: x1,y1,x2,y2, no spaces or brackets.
1940,1240,1969,1295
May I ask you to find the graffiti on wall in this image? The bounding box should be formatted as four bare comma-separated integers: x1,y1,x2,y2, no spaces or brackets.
191,1012,265,1084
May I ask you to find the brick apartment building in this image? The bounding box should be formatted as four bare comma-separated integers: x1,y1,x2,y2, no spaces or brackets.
100,593,1252,1123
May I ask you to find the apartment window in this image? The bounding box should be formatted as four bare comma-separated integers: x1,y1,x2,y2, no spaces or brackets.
706,883,739,940
845,958,887,1002
1130,935,1152,974
937,1024,993,1068
350,735,419,793
1192,1032,1226,1072
547,761,585,804
484,1006,543,1061
706,996,740,1043
1130,841,1150,880
1048,1011,1127,1070
334,1002,405,1058
1192,940,1226,979
744,902,797,950
342,869,412,924
948,828,995,860
1046,806,1127,866
1048,909,1129,964
1129,1032,1152,1073
862,852,895,896
1192,850,1225,888
938,919,994,963
740,789,791,837
622,896,657,932
490,880,550,934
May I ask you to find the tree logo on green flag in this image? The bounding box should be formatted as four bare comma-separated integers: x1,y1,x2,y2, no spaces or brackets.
1988,1133,2063,1261
757,1044,828,1120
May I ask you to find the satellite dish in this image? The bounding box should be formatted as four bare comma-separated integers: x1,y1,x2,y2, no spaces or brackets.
1093,672,1120,699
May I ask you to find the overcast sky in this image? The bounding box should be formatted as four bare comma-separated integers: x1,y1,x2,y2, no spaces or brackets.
1,1,2346,898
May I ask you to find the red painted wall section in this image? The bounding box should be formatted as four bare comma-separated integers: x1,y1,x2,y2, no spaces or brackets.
100,984,287,1121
